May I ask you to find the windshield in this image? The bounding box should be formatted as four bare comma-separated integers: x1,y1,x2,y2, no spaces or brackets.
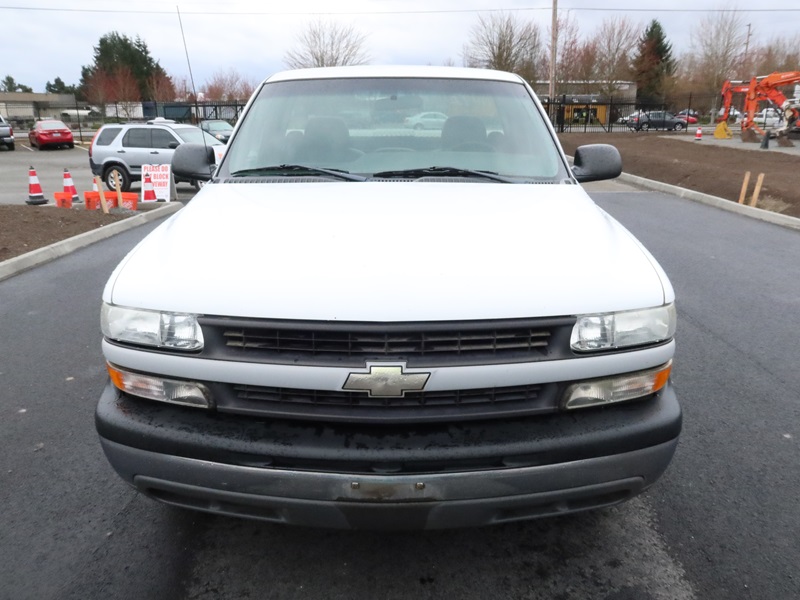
205,121,232,132
176,127,223,146
220,76,568,182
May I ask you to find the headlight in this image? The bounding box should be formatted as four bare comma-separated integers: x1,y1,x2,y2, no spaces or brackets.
563,361,672,409
571,304,676,352
101,303,204,350
107,363,211,408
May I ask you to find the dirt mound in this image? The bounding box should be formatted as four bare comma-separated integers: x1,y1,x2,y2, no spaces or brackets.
558,132,799,217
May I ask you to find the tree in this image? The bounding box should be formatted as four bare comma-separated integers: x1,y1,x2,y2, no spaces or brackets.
45,77,78,96
202,68,258,101
1,75,33,93
683,10,745,97
284,20,370,69
591,17,641,97
80,32,172,101
632,20,676,103
751,34,800,76
548,13,583,90
147,72,177,103
462,12,545,83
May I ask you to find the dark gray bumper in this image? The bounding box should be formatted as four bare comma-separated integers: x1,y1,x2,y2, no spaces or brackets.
96,382,681,529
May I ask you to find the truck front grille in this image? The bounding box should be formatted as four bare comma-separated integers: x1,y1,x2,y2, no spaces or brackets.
211,381,558,423
199,316,575,367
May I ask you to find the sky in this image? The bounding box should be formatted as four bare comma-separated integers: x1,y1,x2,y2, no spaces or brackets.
2,1,800,94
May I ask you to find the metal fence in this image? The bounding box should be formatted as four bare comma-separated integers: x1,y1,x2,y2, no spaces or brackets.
542,93,721,133
0,99,248,131
2,93,728,136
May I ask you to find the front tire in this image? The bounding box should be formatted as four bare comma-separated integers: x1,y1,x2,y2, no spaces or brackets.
104,165,131,192
674,123,685,132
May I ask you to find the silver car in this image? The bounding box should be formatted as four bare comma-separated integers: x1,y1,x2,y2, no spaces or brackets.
89,119,222,191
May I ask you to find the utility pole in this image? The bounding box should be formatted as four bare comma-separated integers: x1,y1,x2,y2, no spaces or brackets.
549,0,557,102
743,23,752,78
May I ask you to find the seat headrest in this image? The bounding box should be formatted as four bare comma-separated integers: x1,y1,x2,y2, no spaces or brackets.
441,116,487,149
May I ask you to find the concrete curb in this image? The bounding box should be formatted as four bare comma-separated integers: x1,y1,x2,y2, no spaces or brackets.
617,172,800,232
0,203,182,282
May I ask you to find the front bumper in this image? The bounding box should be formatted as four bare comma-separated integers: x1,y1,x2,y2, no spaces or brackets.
96,381,681,529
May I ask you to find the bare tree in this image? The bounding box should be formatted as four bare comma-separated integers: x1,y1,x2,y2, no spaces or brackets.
548,12,583,89
284,20,370,69
591,17,641,97
462,12,545,83
148,71,176,103
686,9,746,96
751,34,800,75
110,66,141,119
571,40,600,93
202,68,258,101
84,68,114,110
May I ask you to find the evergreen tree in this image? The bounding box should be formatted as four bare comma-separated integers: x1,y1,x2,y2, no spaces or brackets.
45,77,78,96
632,20,675,103
1,75,33,93
79,32,171,101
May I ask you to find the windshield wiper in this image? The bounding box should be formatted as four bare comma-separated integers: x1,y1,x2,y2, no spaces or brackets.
230,164,366,181
370,166,516,183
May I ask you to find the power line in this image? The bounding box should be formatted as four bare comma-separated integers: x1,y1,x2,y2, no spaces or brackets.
0,4,799,16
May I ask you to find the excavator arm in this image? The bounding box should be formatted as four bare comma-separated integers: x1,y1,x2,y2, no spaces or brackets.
741,71,800,145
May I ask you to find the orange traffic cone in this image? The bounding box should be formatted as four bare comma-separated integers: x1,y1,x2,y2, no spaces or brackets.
694,127,703,141
26,166,48,205
142,172,157,202
63,168,81,203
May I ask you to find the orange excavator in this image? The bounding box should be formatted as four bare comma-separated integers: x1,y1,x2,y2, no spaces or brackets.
740,71,800,146
715,79,751,139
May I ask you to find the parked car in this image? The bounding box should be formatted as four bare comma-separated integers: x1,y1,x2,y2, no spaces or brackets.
200,119,234,143
617,111,644,124
96,65,680,530
0,114,14,151
60,107,102,120
628,111,687,131
717,107,742,120
674,110,698,124
89,118,223,191
404,111,448,130
28,119,74,149
745,107,783,128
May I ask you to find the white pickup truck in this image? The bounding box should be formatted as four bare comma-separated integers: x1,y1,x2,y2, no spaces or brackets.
96,66,680,530
0,114,14,151
748,107,783,128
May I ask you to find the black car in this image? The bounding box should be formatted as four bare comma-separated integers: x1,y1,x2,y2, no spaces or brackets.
200,120,234,143
628,111,688,132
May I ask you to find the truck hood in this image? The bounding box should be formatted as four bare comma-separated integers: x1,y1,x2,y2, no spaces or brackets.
106,182,671,321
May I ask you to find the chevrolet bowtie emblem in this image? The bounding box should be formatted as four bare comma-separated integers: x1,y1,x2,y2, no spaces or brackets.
343,363,430,397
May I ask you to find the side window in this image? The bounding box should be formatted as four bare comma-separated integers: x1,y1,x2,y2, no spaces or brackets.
122,128,151,148
96,127,121,146
152,128,178,149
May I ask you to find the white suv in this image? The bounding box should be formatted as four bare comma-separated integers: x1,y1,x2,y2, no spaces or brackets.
96,66,679,530
88,118,222,191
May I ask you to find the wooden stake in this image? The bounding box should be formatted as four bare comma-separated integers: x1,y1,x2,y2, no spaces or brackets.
749,173,765,208
95,176,109,214
738,171,751,204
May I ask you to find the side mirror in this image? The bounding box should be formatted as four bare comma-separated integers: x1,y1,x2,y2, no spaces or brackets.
571,144,622,183
172,143,216,182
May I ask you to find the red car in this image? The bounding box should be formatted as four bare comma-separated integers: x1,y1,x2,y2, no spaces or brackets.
675,110,699,124
28,119,74,149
